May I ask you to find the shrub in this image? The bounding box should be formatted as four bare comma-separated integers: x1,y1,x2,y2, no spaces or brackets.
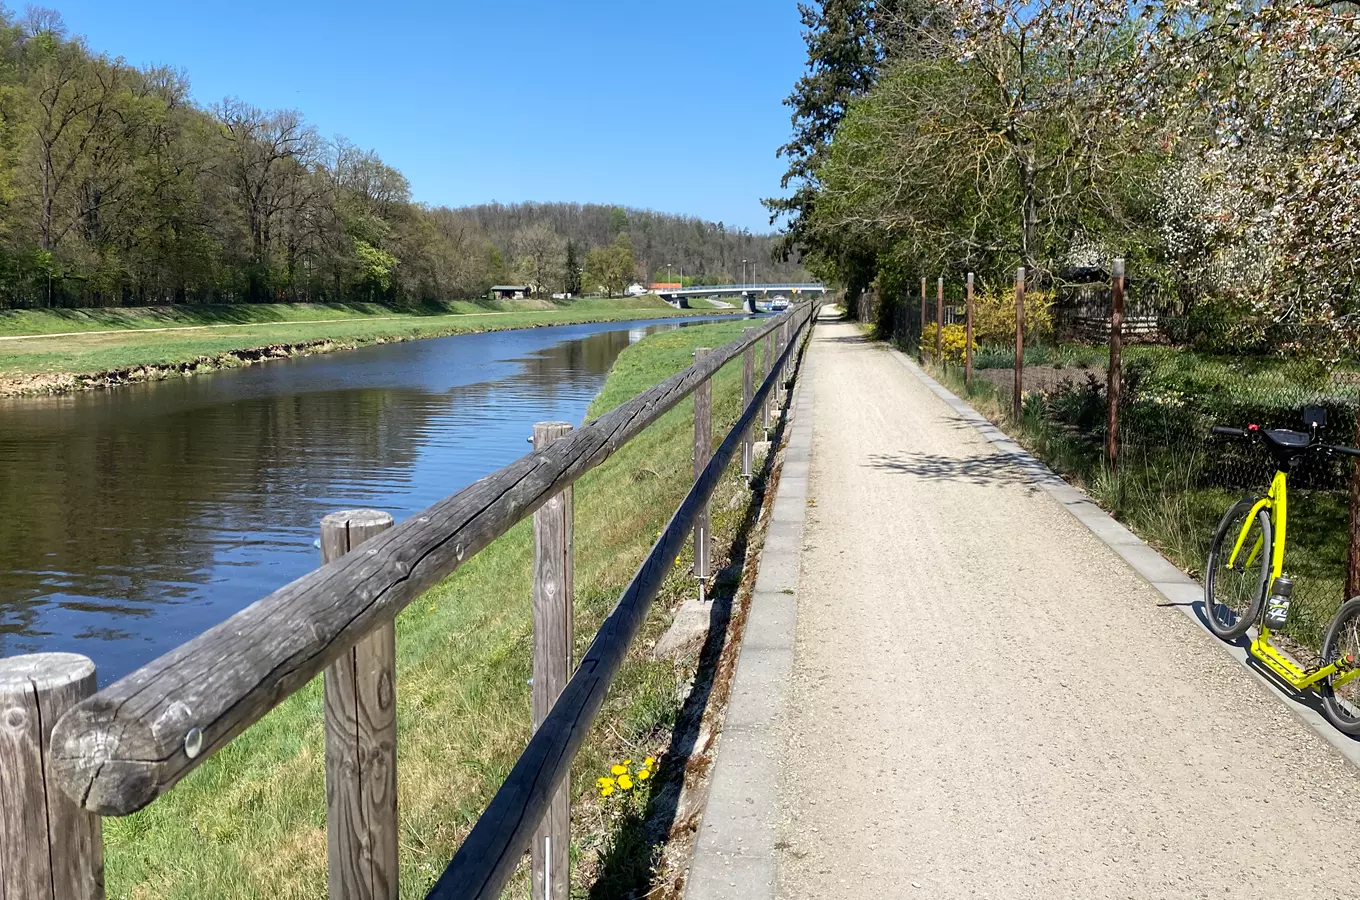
920,323,974,363
973,284,1055,347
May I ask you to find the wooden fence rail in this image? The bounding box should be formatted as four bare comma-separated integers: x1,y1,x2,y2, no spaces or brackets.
0,301,816,900
425,302,818,899
48,305,809,820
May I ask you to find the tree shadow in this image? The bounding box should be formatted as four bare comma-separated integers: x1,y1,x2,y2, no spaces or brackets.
866,450,1040,490
588,342,808,899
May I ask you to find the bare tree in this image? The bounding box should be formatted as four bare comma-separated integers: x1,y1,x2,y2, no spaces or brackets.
511,222,566,294
212,98,320,290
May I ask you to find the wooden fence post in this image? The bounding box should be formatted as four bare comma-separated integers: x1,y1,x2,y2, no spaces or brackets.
919,277,928,361
965,272,975,392
321,509,398,900
936,277,944,362
1106,258,1125,470
1014,267,1026,420
0,653,103,900
762,330,774,435
694,349,712,597
530,422,574,900
782,320,792,390
742,329,756,479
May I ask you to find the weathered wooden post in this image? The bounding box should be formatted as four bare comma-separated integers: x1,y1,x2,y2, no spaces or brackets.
694,349,713,598
781,320,792,391
320,509,398,900
936,277,944,363
919,276,928,361
1106,258,1125,470
530,421,574,900
1014,267,1026,420
965,272,975,392
762,330,774,435
0,653,103,900
742,328,756,479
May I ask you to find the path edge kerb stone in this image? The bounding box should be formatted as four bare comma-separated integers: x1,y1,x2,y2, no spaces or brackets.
888,346,1360,770
684,330,816,900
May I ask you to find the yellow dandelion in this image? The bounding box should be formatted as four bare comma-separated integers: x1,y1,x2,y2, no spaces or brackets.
597,776,614,789
637,768,651,781
617,774,634,790
600,784,614,797
610,764,627,776
623,759,632,766
643,756,656,768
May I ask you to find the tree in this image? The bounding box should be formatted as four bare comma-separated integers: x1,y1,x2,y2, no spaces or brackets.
583,233,636,296
764,0,911,263
806,0,1157,288
1142,0,1360,347
212,98,320,298
564,239,582,296
511,221,566,294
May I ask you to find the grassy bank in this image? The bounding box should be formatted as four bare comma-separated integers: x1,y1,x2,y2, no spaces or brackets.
102,318,764,899
0,296,711,394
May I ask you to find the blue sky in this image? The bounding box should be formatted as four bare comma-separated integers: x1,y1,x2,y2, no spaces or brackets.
48,0,808,233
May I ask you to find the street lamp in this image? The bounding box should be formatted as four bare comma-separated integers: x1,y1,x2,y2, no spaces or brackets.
742,259,747,286
666,263,672,282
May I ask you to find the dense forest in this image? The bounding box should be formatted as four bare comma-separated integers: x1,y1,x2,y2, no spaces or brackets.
0,9,804,310
775,0,1360,352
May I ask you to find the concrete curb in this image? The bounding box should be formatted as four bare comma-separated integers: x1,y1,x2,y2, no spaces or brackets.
888,347,1360,769
684,332,816,900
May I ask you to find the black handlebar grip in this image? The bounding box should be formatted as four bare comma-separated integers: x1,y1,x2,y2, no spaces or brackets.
1330,445,1360,458
1211,426,1247,437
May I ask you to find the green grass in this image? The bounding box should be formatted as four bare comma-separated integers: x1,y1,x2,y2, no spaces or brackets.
0,297,715,387
101,319,764,899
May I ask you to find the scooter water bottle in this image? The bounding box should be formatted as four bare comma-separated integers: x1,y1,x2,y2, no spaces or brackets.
1264,576,1294,629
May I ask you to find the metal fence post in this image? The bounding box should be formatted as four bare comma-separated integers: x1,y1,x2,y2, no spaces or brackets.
0,653,103,900
321,509,398,900
936,277,944,362
694,349,713,598
1106,258,1125,470
530,422,574,900
1014,267,1026,420
965,272,975,392
1348,392,1360,600
919,277,928,361
742,329,755,479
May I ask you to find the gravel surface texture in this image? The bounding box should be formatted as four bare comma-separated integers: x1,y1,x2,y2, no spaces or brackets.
776,320,1360,899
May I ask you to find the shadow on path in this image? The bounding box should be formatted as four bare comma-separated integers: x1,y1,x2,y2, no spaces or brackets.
867,450,1040,491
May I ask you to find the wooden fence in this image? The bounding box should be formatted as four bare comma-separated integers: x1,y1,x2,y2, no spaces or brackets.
0,301,819,900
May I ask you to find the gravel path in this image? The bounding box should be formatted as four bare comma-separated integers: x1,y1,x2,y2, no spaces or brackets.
776,320,1360,899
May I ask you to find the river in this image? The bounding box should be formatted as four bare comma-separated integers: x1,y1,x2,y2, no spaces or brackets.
0,315,739,683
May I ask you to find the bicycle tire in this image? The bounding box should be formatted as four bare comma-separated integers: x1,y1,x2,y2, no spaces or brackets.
1203,497,1270,641
1320,596,1360,736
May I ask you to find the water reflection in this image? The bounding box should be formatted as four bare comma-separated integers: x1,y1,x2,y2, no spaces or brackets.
0,316,736,682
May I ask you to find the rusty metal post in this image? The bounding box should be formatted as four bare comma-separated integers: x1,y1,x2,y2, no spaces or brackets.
1106,258,1125,470
1014,267,1026,420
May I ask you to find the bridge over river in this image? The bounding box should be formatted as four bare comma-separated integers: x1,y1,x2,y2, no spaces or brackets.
4,303,1359,900
656,282,830,313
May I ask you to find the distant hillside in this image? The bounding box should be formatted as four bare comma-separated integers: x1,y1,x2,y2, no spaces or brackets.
456,202,809,286
0,11,802,310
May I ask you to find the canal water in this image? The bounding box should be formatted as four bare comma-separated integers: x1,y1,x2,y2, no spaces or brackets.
0,316,737,683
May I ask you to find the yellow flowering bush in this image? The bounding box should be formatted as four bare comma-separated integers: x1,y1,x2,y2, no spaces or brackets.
920,324,974,363
971,284,1054,347
597,755,657,799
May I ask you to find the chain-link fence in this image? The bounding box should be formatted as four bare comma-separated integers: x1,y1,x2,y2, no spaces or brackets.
895,267,1360,659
